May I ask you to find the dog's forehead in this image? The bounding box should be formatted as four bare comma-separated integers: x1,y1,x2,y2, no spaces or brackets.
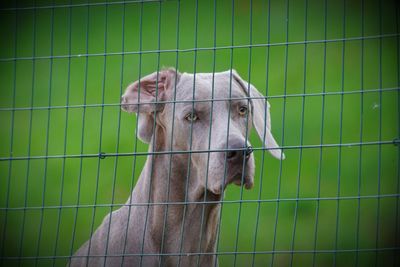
174,72,246,101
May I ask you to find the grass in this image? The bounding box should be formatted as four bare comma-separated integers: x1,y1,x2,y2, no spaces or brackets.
0,0,399,266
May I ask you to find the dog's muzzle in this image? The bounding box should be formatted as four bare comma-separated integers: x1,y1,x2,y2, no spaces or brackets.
224,144,254,190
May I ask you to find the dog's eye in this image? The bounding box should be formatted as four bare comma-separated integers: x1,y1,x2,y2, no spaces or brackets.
238,106,248,116
185,112,198,122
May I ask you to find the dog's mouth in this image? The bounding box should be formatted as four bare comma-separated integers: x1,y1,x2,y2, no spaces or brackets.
206,148,255,195
208,168,254,195
224,150,255,191
225,171,254,190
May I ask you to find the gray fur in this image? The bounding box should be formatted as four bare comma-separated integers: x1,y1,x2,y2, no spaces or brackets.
70,69,284,267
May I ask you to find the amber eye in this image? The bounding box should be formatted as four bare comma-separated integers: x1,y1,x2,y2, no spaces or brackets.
238,106,248,116
185,112,199,122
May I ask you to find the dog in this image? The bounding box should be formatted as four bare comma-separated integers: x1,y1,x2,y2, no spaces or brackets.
70,69,284,266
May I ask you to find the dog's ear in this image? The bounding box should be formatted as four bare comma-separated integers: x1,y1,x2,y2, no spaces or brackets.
122,69,180,143
231,70,285,160
121,68,180,114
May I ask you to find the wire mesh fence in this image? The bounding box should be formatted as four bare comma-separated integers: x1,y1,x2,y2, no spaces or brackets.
0,0,399,266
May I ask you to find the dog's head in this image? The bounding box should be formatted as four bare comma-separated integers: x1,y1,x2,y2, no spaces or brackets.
121,69,284,195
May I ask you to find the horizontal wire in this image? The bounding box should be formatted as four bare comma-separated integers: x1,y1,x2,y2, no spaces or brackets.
0,0,169,11
0,87,398,112
1,193,399,211
0,140,398,162
2,247,399,260
0,33,398,63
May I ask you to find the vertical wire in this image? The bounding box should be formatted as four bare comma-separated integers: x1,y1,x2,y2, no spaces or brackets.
176,1,199,265
311,0,328,266
85,2,108,265
86,4,108,266
103,1,126,265
270,0,290,264
355,0,365,265
213,1,236,266
333,0,346,265
289,0,308,265
17,1,37,265
394,2,400,265
52,0,73,265
139,1,163,266
374,0,383,265
68,2,91,264
158,0,181,265
194,0,217,265
120,1,144,265
250,1,272,265
34,3,55,265
233,0,253,266
0,0,18,264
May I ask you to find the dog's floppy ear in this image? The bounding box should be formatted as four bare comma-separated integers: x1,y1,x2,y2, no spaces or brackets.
121,68,180,143
121,68,179,113
231,70,285,160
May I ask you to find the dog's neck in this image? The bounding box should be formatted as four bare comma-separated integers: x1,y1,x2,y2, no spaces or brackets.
131,127,221,263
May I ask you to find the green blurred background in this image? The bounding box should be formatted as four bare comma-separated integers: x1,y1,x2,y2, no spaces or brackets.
0,0,399,266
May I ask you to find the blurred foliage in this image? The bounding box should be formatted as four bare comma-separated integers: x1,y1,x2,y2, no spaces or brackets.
0,0,399,266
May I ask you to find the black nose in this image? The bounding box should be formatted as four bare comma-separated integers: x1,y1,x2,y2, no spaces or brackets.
226,139,251,163
226,149,240,160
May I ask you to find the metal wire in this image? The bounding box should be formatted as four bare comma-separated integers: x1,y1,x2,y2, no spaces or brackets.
354,1,365,265
0,140,397,162
250,1,273,265
176,0,199,265
374,1,384,266
332,1,346,265
195,1,216,265
34,2,55,266
232,1,253,265
0,0,399,266
138,1,162,266
312,1,329,265
0,33,398,63
0,0,167,11
1,193,399,211
270,0,290,264
395,3,400,266
0,3,18,265
52,0,72,265
290,0,309,265
1,87,398,112
67,3,91,264
158,1,181,266
2,246,399,261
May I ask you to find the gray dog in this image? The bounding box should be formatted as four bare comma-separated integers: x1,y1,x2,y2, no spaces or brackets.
70,69,284,267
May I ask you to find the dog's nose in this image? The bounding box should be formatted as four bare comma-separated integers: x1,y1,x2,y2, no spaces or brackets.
226,139,249,163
